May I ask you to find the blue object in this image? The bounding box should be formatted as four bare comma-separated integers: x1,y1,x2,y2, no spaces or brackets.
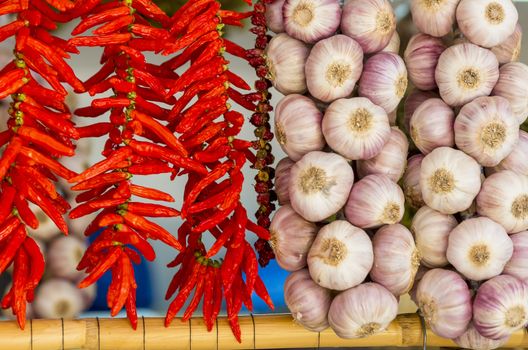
250,259,288,313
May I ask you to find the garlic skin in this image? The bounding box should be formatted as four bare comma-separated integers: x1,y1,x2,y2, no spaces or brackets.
490,130,528,176
456,0,518,48
289,151,354,222
275,157,294,205
473,275,528,340
266,33,309,95
454,96,519,167
284,269,332,332
416,269,472,339
345,174,404,229
270,205,318,272
359,52,408,113
435,43,500,107
410,0,459,37
328,282,398,339
410,265,430,306
275,94,325,161
410,98,455,155
492,62,528,124
404,89,439,133
491,23,522,64
503,231,528,283
283,0,341,44
370,224,420,296
447,217,513,281
411,206,458,268
420,147,482,215
34,279,85,319
340,0,396,54
381,31,400,54
404,34,447,91
403,154,425,209
455,322,510,350
477,170,528,233
47,236,88,281
357,127,408,182
307,220,373,291
266,0,285,34
322,97,390,160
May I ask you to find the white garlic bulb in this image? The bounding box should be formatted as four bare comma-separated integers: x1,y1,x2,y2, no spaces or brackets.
416,268,473,339
328,282,398,339
455,322,510,350
403,89,439,133
410,98,455,155
345,174,404,229
284,269,332,332
307,220,373,291
491,23,522,64
359,52,408,113
289,151,354,222
270,205,318,272
492,62,528,124
411,206,458,268
404,33,446,91
490,130,528,176
435,43,499,107
454,96,519,167
409,265,430,306
322,97,390,160
370,224,420,296
266,33,309,95
266,0,286,34
420,147,482,215
357,127,408,182
473,275,528,340
283,0,341,44
477,170,528,233
410,0,459,37
503,231,528,284
34,279,85,319
456,0,518,48
403,154,425,209
305,35,364,102
47,236,88,281
275,157,294,205
275,94,325,161
381,31,400,54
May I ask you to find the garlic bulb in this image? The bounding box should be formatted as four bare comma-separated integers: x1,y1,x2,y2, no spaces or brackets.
289,151,354,222
47,236,88,280
416,268,472,339
477,170,528,233
266,0,286,33
447,217,513,281
359,52,408,113
455,322,510,350
322,97,390,160
410,98,455,155
340,0,396,54
410,0,459,37
270,205,318,272
503,231,528,283
387,109,397,126
34,279,85,319
345,174,404,229
284,269,332,332
370,224,420,296
435,43,500,107
328,282,398,339
473,275,528,340
275,94,325,161
404,89,439,133
357,127,408,182
454,96,519,167
403,154,425,209
305,35,364,102
409,265,430,306
307,220,373,290
492,62,528,124
411,206,458,268
283,0,341,44
80,283,96,309
404,33,446,91
490,130,528,176
491,23,522,64
266,33,309,95
381,31,400,54
420,147,482,215
456,0,518,48
275,157,294,205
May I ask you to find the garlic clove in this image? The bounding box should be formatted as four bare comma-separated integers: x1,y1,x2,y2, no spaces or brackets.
322,97,391,160
410,98,455,155
435,43,499,107
455,322,510,350
477,170,528,233
454,96,519,167
403,154,425,209
266,0,286,34
410,0,459,37
275,157,295,205
328,282,398,339
404,33,447,91
47,235,88,281
274,94,325,161
403,89,439,133
503,231,528,284
491,22,522,65
473,275,528,340
34,279,85,319
307,220,373,291
283,0,341,44
266,33,310,95
345,174,404,229
289,151,354,222
420,147,482,215
305,35,364,103
381,31,400,54
358,52,408,113
456,0,518,48
491,62,528,124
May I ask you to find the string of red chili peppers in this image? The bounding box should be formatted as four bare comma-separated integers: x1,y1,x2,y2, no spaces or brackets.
0,0,84,328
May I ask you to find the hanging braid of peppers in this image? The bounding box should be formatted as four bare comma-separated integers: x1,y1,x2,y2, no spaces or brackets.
161,0,274,342
0,0,84,328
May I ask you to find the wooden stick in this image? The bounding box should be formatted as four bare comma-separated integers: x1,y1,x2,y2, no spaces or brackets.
0,314,526,349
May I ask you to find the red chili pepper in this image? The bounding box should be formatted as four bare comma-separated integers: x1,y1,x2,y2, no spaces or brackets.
122,211,182,251
0,216,22,242
165,259,201,326
12,247,29,329
17,126,75,156
71,171,130,191
129,184,174,202
223,39,247,59
254,275,274,309
22,237,45,291
78,247,122,288
132,0,170,26
169,0,215,35
0,224,26,273
20,145,77,180
70,147,132,183
14,194,39,229
115,224,156,261
93,15,134,35
126,202,180,218
0,136,23,181
69,197,127,219
69,33,132,47
44,0,75,11
0,20,25,42
0,186,16,223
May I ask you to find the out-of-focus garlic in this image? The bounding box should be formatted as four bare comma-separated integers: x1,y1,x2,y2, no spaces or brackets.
34,279,85,319
492,62,528,124
381,31,400,54
47,236,88,281
489,130,528,176
403,89,439,133
491,23,522,64
265,0,285,33
410,98,455,154
403,154,425,209
283,0,341,44
404,33,446,91
503,231,528,284
410,0,459,37
275,157,294,205
455,322,510,350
